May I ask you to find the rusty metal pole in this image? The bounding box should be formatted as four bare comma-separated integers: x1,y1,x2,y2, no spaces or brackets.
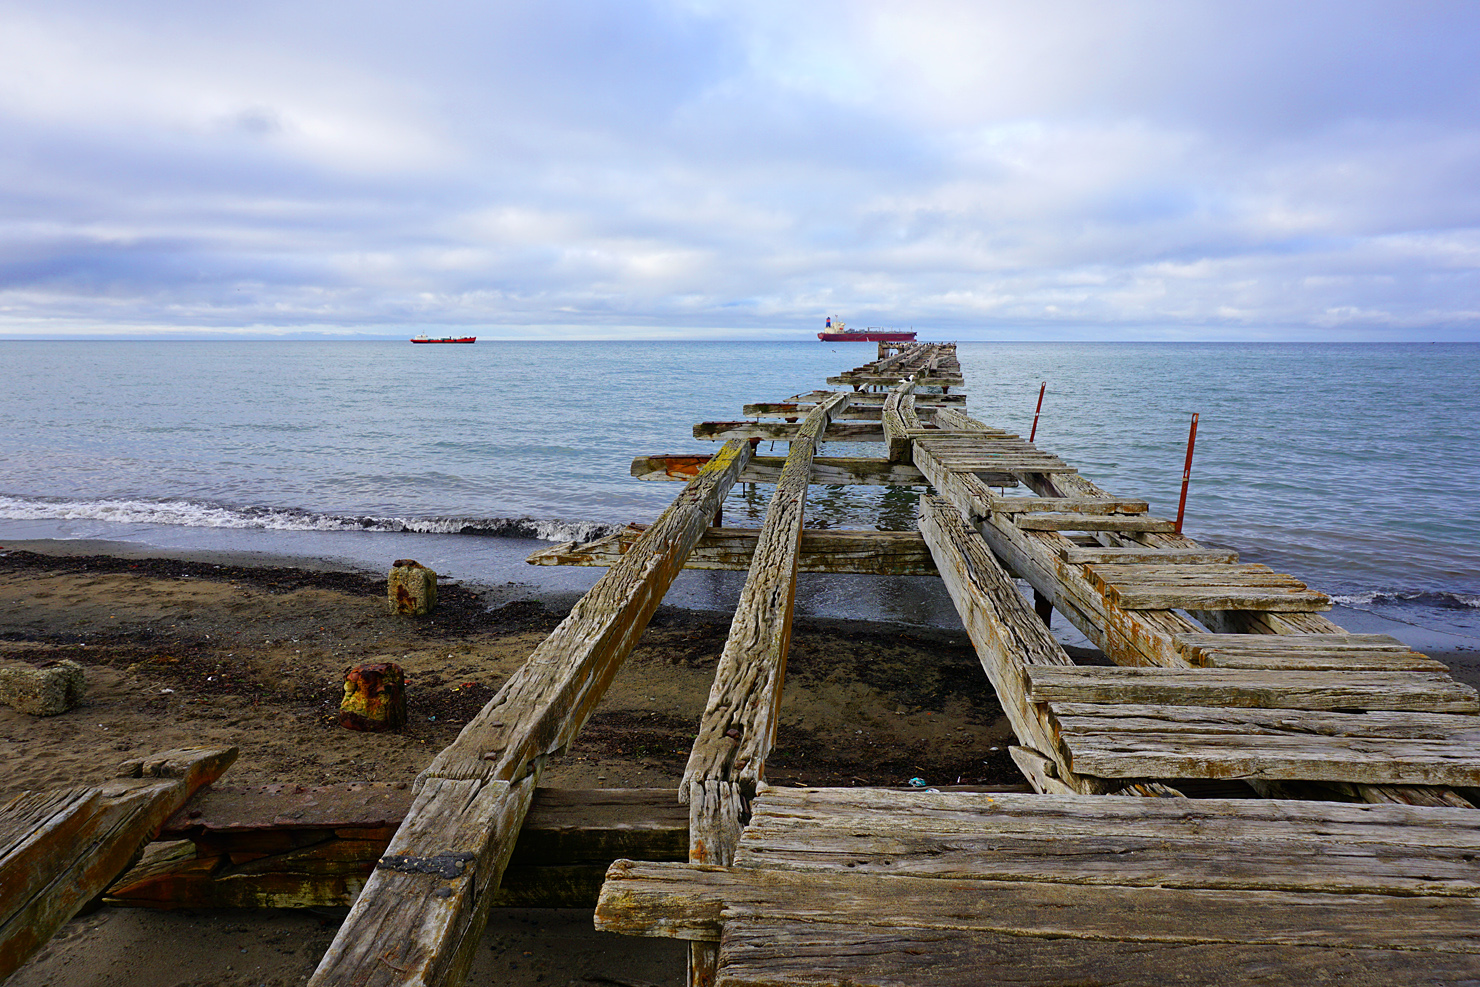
1029,382,1046,443
1175,413,1199,534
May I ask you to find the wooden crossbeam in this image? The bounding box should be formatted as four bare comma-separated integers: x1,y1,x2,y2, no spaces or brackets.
782,391,966,407
1172,634,1443,670
526,526,938,576
308,440,753,987
596,788,1480,984
1061,547,1239,564
597,859,1480,950
629,453,966,486
693,421,883,443
989,497,1149,515
106,786,690,911
1015,514,1175,532
1,747,237,980
1025,666,1480,713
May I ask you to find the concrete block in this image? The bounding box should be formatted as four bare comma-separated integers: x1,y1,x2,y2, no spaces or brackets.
387,559,437,616
339,662,406,731
0,659,86,715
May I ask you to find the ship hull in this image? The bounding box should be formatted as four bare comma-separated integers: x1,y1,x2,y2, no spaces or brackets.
410,337,477,344
817,331,916,342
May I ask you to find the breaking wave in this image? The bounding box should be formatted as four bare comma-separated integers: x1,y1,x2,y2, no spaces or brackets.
0,494,619,544
1331,589,1480,612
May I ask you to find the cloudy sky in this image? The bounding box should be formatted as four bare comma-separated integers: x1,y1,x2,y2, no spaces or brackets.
1,1,1477,340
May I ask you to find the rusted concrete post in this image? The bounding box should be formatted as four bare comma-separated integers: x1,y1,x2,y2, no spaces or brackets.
0,659,85,715
387,559,437,615
339,662,406,731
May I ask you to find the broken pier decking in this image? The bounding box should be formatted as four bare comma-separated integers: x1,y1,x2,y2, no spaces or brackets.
580,342,1480,983
36,341,1471,985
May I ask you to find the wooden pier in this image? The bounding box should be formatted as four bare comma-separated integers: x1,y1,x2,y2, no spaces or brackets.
8,341,1479,985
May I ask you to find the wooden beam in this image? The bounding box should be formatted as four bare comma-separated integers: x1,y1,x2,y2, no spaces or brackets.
714,915,1480,987
596,859,1480,952
881,380,916,462
735,786,1480,893
527,525,939,576
742,403,940,421
681,393,845,987
692,421,882,443
684,393,849,800
1026,666,1480,713
105,786,691,911
309,440,753,987
783,391,966,408
915,494,1101,794
630,453,1017,487
0,747,237,980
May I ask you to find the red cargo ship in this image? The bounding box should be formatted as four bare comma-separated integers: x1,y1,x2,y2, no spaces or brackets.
410,336,476,344
816,318,915,342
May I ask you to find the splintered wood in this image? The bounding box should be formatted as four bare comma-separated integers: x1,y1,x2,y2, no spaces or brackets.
595,786,1480,986
1,747,238,980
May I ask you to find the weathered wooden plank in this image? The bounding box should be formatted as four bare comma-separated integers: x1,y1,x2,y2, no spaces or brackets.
743,403,941,422
0,747,237,981
310,442,753,987
1048,702,1480,741
781,391,966,408
918,447,1202,667
880,381,915,462
828,372,965,385
596,860,1480,952
629,454,968,486
1113,586,1335,611
1015,513,1177,532
990,497,1149,515
1062,546,1240,564
1026,665,1480,712
1175,632,1409,654
106,786,692,910
744,786,1480,851
692,421,882,443
527,526,938,576
1183,648,1447,672
1084,563,1305,589
0,788,100,919
1060,732,1480,788
683,402,839,798
308,773,537,987
1006,746,1076,795
716,916,1480,987
736,803,1480,895
683,394,846,987
683,394,846,797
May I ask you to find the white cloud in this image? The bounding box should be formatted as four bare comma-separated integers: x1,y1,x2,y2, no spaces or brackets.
0,0,1477,338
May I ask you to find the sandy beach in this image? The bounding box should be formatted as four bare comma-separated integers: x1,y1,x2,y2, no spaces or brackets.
1,541,1027,986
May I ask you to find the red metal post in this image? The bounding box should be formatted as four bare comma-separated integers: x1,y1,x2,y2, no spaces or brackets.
1175,412,1199,534
1029,382,1046,443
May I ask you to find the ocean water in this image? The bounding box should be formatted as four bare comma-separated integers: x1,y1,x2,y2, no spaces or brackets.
1,340,1476,647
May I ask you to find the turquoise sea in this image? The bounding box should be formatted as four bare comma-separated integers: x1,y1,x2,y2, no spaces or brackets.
1,340,1476,648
